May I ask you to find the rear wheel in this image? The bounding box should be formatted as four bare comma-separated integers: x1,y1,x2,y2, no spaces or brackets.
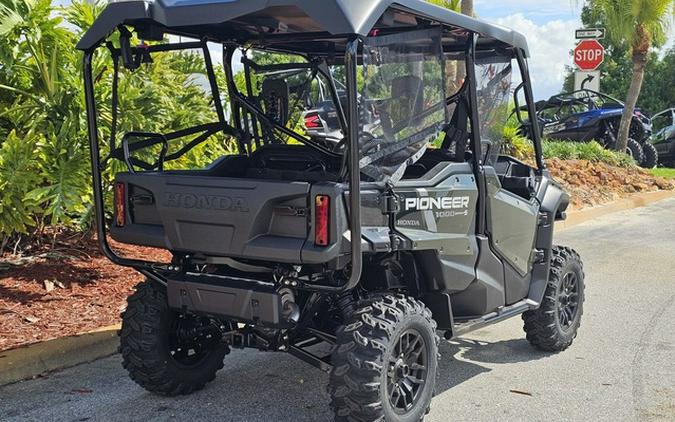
120,280,228,395
626,138,645,165
523,246,585,352
640,142,658,168
329,294,439,422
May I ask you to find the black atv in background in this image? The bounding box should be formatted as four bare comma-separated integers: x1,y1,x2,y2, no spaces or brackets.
526,89,657,168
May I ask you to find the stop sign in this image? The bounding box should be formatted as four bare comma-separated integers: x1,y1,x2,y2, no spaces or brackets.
574,39,605,71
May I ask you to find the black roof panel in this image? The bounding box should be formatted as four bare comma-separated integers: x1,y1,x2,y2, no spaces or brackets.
77,0,529,55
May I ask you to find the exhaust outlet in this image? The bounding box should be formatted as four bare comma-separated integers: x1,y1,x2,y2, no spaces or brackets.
279,288,300,324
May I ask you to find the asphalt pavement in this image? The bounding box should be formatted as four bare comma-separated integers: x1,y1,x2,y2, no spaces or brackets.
1,198,674,422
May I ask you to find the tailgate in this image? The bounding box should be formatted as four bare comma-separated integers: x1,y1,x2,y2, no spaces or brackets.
112,173,310,263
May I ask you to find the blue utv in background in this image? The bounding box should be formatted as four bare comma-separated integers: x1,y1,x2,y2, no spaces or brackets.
531,89,657,168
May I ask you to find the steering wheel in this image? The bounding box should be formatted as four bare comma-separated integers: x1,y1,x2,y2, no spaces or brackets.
374,101,396,142
359,133,389,157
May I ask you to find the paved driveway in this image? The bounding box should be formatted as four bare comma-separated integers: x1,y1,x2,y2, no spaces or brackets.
1,199,674,421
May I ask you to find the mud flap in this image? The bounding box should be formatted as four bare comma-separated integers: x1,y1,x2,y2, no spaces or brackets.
421,292,454,331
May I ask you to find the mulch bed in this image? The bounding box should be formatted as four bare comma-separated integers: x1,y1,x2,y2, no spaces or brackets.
0,235,169,351
1,160,673,351
547,158,675,208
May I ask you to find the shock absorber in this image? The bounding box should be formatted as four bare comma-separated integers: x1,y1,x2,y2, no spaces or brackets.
335,291,357,321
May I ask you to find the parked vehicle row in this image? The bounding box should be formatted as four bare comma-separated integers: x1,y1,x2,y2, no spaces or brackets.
525,89,660,168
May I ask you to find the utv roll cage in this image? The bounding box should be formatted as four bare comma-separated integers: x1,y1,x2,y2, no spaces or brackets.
78,0,543,293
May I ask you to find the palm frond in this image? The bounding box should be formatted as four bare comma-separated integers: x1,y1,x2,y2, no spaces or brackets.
0,0,35,35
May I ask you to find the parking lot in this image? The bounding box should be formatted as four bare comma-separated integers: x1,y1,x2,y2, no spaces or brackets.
1,199,674,422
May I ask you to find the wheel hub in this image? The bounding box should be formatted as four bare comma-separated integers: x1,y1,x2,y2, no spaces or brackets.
169,314,221,366
392,358,411,379
386,329,428,413
557,272,580,331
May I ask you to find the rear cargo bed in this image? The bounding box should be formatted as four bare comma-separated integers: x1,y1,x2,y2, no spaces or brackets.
113,173,312,263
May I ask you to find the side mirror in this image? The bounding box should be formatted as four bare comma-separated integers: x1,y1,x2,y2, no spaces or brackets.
118,27,152,71
119,28,137,71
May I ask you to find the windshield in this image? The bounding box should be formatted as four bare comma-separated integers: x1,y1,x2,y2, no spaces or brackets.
358,28,446,182
232,50,346,154
652,112,673,133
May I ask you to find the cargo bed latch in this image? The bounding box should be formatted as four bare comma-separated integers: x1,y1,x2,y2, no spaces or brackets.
131,194,154,206
274,206,307,217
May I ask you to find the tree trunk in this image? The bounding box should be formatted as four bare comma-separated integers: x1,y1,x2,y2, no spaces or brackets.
461,0,474,16
616,27,650,153
0,236,8,255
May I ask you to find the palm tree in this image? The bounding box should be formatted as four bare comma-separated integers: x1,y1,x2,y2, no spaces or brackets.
426,0,461,13
461,0,474,16
590,0,674,152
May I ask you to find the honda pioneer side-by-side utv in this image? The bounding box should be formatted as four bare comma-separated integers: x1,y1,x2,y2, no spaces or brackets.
78,1,585,420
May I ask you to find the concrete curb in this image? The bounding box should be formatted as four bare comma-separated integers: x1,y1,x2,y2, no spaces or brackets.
0,324,120,386
1,190,673,387
555,189,675,232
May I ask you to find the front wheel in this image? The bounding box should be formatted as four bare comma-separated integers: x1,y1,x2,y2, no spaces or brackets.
120,280,229,395
329,294,439,422
523,246,585,352
640,142,658,168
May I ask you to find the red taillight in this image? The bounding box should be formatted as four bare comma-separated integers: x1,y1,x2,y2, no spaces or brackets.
304,113,321,129
114,182,126,227
315,195,330,246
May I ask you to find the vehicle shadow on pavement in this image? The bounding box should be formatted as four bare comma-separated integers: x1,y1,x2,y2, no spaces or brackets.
435,337,551,393
0,336,554,422
449,337,551,365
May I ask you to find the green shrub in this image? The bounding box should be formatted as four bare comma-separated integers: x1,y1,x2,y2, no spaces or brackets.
0,131,41,251
502,123,534,161
542,140,635,167
0,0,240,249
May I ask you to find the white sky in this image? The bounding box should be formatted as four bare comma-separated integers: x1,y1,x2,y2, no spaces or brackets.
476,0,674,99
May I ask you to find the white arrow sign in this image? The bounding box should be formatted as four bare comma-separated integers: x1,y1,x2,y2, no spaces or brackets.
575,28,605,40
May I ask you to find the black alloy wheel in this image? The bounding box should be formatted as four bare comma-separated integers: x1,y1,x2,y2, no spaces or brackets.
387,329,429,413
556,272,580,331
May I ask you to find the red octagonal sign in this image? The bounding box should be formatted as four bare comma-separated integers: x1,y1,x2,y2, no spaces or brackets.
574,39,605,71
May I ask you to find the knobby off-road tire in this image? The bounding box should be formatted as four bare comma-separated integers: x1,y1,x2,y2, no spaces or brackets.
329,294,439,422
640,142,658,168
523,246,585,352
626,138,645,165
120,280,228,395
